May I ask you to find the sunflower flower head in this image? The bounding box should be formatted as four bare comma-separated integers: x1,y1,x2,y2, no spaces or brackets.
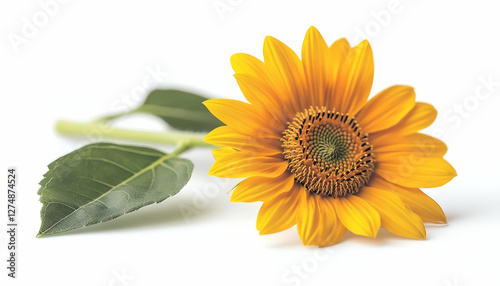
204,27,456,247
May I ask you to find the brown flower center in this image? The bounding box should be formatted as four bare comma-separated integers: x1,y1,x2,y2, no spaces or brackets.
281,106,375,197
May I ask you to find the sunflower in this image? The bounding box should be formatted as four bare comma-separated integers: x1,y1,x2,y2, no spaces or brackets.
204,27,456,247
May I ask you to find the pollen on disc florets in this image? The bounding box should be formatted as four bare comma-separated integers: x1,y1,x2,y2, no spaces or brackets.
281,106,375,197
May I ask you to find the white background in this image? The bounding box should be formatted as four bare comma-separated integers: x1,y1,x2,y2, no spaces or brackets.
1,0,500,285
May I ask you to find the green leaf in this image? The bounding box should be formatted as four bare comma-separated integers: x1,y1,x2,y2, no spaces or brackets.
37,142,193,237
136,89,223,132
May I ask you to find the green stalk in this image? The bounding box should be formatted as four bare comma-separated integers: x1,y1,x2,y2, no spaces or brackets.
92,110,135,122
55,120,213,149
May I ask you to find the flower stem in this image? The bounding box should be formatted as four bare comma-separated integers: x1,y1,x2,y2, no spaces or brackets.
55,120,213,149
92,110,135,122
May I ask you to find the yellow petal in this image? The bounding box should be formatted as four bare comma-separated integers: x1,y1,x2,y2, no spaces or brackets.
328,38,351,110
330,38,351,59
231,173,294,203
297,193,346,247
358,187,426,239
230,53,269,81
334,40,374,115
212,147,237,161
263,36,307,116
330,38,351,57
209,151,287,178
203,98,278,138
301,26,332,107
369,174,447,223
372,133,448,158
233,74,286,127
257,184,305,235
297,192,321,245
205,126,282,156
332,194,380,238
356,85,415,133
373,102,437,136
376,156,457,188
